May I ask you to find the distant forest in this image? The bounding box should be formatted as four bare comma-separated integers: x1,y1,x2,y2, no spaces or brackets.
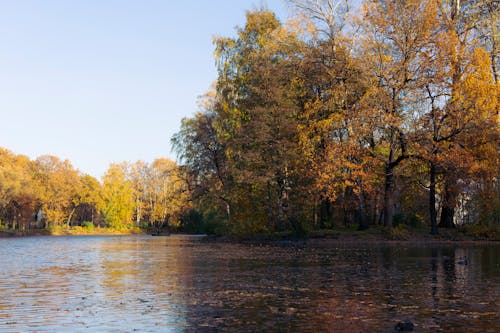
1,0,498,237
0,151,189,233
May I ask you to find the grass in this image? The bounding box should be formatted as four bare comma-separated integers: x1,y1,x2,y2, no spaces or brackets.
46,225,144,236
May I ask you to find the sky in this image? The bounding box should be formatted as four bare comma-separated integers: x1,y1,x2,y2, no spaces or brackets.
0,0,289,178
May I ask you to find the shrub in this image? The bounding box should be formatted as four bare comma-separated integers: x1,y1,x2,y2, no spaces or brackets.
230,217,270,239
138,221,150,230
460,225,500,240
393,213,405,227
82,221,95,231
47,224,65,235
389,224,410,240
181,209,205,233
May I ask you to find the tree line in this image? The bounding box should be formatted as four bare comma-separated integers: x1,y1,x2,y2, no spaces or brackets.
172,0,499,237
0,149,190,232
1,0,497,237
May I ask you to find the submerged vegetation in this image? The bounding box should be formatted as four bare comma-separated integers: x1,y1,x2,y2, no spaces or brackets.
1,0,498,239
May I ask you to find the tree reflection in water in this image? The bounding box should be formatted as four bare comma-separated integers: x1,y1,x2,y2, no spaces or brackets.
0,236,498,332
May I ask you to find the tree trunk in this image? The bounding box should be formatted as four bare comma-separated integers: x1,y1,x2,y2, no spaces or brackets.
439,179,456,228
319,198,335,228
266,181,275,230
358,189,369,231
429,162,438,235
66,208,76,229
136,204,141,225
224,201,231,224
277,173,289,232
371,200,378,226
383,163,394,228
319,199,328,228
313,197,318,227
440,206,455,228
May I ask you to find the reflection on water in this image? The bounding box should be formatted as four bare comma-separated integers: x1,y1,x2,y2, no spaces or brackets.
0,236,498,332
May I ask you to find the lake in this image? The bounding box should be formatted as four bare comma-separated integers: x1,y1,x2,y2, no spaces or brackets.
0,235,498,332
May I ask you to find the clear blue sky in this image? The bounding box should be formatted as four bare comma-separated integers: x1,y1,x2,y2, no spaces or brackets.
0,0,289,178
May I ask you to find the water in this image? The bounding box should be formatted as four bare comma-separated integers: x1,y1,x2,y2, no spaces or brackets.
0,236,498,332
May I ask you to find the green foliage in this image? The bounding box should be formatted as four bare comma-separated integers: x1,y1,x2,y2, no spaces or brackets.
47,224,64,235
138,221,150,230
178,209,229,235
180,209,205,233
82,221,95,231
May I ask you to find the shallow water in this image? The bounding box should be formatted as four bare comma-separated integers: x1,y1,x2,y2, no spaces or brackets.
0,235,498,332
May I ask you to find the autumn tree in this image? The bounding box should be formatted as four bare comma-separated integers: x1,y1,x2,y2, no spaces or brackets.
415,0,500,232
127,160,151,224
171,2,498,236
356,0,440,228
0,148,36,230
149,158,191,231
33,155,82,227
213,9,314,234
101,163,135,229
76,174,104,226
172,91,234,226
122,159,192,232
290,0,382,230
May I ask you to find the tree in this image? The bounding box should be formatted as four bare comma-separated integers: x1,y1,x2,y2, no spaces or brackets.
76,174,104,225
171,2,499,236
213,9,312,233
288,0,351,40
127,160,151,224
34,155,81,227
172,91,233,223
417,0,500,232
149,158,191,231
291,0,383,230
0,148,36,230
101,163,134,229
358,0,439,228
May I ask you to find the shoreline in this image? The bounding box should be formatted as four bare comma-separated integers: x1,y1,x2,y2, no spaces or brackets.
0,228,145,238
203,237,500,248
1,227,499,245
203,227,500,246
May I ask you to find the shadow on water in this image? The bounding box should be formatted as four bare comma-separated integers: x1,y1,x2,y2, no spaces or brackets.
0,236,498,332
